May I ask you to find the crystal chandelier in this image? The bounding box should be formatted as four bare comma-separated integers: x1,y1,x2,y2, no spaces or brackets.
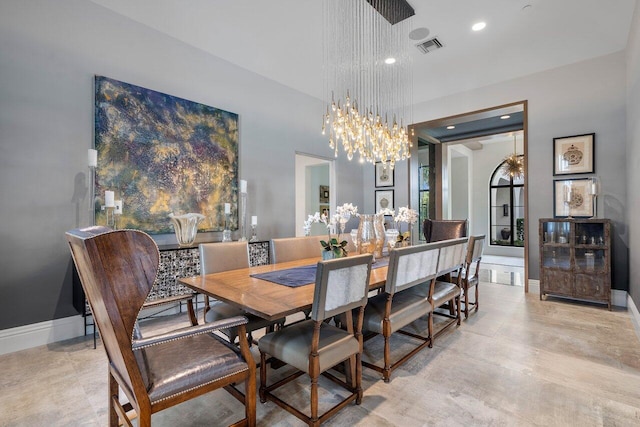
501,134,524,179
321,0,414,169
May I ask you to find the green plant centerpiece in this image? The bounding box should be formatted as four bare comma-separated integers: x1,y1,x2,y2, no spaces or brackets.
305,203,358,259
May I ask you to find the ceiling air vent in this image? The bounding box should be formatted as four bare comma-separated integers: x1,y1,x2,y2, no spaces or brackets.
416,37,443,54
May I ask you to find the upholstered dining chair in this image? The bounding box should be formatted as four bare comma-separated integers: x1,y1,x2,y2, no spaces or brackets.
200,242,285,343
258,254,373,427
429,237,468,342
66,227,256,427
454,235,485,319
270,235,325,264
361,243,440,382
423,218,468,242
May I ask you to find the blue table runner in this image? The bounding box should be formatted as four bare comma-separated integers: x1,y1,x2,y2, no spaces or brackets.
251,257,389,288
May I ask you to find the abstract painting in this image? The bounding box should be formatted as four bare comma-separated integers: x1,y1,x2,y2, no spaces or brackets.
94,76,238,233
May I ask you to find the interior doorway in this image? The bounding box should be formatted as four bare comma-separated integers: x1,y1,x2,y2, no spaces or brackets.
409,101,530,292
294,152,335,237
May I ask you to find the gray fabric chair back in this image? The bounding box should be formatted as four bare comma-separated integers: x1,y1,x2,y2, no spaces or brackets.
468,235,485,264
385,243,440,294
270,235,324,263
435,237,468,276
311,254,373,322
199,242,249,275
423,219,468,242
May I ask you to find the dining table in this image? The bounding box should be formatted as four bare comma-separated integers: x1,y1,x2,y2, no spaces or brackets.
178,256,389,322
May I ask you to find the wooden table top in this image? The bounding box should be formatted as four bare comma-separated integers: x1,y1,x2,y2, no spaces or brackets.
179,257,388,321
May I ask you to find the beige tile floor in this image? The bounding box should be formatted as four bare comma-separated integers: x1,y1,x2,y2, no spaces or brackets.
2,281,640,426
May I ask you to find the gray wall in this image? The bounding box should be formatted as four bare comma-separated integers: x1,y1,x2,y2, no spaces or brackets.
409,51,628,286
450,156,469,221
627,0,640,308
0,0,364,329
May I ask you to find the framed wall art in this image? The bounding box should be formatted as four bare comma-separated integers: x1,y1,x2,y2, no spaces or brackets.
375,189,394,212
94,76,239,234
553,178,594,218
375,162,394,187
319,185,330,203
553,133,595,175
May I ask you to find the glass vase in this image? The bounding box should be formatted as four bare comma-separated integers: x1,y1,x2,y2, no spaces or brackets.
169,213,205,247
357,214,376,261
374,214,385,258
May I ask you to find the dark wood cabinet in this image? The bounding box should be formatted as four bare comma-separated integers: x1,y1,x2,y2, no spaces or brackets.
539,218,611,309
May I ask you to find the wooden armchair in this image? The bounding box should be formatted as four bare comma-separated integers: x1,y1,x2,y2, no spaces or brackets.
361,243,440,382
258,254,373,426
66,226,256,427
408,238,468,343
454,235,485,319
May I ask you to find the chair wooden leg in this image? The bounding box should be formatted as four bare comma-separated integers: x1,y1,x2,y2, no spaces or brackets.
383,334,391,383
245,364,257,426
456,295,462,326
463,284,470,319
310,374,319,426
475,284,479,312
108,371,119,427
428,312,434,348
187,297,198,326
259,351,267,403
355,351,363,405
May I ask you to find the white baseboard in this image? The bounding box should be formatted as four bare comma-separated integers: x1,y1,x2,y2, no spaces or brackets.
628,294,640,341
0,315,85,356
612,289,628,308
0,298,202,356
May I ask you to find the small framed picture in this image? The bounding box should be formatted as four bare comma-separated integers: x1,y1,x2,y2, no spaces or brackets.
375,162,394,187
375,190,394,212
553,178,594,218
553,133,595,175
319,204,330,217
319,185,329,203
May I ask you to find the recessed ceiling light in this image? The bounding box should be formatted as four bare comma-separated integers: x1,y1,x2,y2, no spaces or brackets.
447,125,456,130
500,115,511,120
384,57,396,65
472,22,486,31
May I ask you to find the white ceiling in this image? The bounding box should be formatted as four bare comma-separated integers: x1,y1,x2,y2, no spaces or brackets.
91,0,636,105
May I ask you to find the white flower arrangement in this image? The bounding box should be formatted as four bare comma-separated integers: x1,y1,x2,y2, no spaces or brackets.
335,203,359,221
394,206,418,225
304,203,357,257
394,206,418,244
377,207,395,217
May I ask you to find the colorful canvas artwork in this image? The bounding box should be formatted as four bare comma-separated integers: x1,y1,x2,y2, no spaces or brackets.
94,76,238,233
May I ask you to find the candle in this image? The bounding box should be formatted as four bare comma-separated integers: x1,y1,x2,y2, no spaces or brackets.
563,185,571,202
88,149,97,167
114,200,123,215
251,215,257,226
105,191,115,207
240,180,247,193
591,182,598,196
224,203,231,214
